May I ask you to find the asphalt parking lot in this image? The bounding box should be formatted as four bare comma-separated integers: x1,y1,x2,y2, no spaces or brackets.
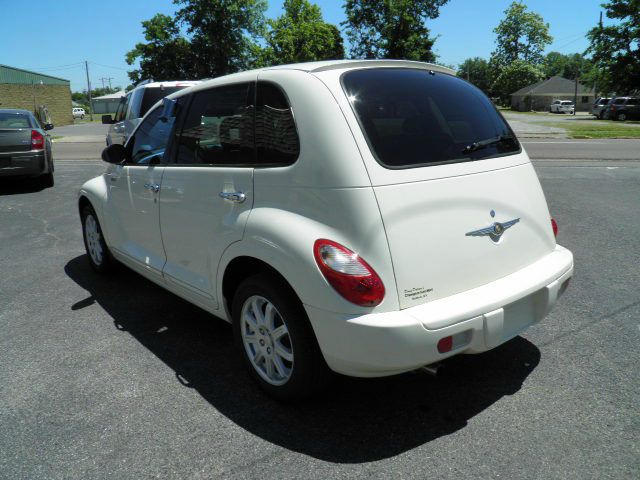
1,151,639,478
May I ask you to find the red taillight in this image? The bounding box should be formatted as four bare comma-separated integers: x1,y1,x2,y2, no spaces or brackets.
551,218,559,237
313,239,385,307
437,336,453,353
31,130,44,150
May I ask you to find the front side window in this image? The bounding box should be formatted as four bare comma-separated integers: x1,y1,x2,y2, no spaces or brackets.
342,68,520,168
130,107,176,164
176,83,252,165
255,82,299,165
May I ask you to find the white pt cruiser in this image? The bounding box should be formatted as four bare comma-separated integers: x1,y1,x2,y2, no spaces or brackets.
79,60,574,400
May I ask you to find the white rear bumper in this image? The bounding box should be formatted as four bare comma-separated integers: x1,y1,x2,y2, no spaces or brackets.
306,245,573,377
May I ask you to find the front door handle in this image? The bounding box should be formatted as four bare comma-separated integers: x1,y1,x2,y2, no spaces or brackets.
144,183,160,193
219,191,246,203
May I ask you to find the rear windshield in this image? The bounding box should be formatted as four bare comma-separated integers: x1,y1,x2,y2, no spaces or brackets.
140,86,184,117
0,112,33,128
561,101,573,105
342,69,519,168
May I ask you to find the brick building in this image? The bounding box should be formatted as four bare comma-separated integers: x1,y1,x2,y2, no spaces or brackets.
0,64,73,126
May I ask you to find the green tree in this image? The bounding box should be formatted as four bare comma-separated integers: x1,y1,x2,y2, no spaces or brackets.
262,0,344,65
125,14,196,84
343,0,449,61
175,0,268,78
491,1,552,68
543,52,593,80
586,0,640,94
457,57,491,93
492,59,544,102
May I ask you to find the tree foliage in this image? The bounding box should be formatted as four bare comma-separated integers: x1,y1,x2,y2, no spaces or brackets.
492,59,544,100
457,57,491,93
491,1,552,68
125,14,195,83
543,52,594,80
261,0,344,65
343,0,449,61
586,0,640,94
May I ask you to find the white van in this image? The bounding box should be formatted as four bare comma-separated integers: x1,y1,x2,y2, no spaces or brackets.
102,81,200,145
80,60,573,400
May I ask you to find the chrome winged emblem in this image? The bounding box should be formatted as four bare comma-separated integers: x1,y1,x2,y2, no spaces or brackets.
466,218,520,241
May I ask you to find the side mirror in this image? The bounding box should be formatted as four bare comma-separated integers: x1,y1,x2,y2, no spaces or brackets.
44,123,54,131
102,143,127,164
102,115,114,125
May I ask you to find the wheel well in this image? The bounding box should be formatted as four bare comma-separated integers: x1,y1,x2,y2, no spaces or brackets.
78,195,91,216
222,257,301,317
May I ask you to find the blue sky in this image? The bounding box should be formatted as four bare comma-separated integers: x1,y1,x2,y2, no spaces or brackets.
0,0,615,92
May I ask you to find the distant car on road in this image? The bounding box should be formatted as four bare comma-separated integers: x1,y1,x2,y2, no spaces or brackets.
102,80,200,146
72,107,86,119
550,100,575,114
603,97,640,121
0,109,54,187
590,97,611,119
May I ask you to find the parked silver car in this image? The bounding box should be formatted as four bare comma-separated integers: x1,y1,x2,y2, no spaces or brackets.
591,97,611,119
0,109,54,187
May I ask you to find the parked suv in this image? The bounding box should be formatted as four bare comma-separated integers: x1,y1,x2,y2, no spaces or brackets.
79,60,573,400
102,81,199,145
550,100,574,114
590,97,611,119
72,107,86,119
603,97,640,121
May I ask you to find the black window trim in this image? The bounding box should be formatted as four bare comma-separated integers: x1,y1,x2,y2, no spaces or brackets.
339,67,522,170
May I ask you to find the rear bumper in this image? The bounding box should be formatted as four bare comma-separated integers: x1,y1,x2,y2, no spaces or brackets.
0,151,47,177
306,245,573,377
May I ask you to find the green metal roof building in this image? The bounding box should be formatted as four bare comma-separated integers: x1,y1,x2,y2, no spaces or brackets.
0,64,73,125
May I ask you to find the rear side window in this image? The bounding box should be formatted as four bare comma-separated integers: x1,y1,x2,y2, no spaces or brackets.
176,83,253,165
614,98,626,105
342,69,520,168
626,98,640,105
255,82,299,165
140,87,183,118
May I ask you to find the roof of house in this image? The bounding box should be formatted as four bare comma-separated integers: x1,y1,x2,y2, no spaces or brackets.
512,76,594,96
92,90,126,100
0,64,70,85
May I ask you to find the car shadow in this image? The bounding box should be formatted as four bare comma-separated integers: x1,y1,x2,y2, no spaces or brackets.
0,177,46,196
64,255,541,463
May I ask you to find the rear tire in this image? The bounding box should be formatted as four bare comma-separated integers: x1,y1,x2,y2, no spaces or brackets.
81,204,114,273
616,112,627,121
40,172,54,188
232,272,331,401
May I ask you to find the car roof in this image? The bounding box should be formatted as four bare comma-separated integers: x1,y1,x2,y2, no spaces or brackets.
0,108,33,115
134,80,201,90
166,59,456,100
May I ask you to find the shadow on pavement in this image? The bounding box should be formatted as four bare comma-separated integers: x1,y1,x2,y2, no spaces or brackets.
65,254,541,463
0,177,47,196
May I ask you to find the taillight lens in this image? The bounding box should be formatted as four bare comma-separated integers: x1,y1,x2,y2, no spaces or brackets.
313,239,385,307
551,218,558,237
31,130,45,150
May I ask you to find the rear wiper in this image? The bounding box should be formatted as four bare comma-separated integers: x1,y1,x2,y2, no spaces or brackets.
462,134,516,154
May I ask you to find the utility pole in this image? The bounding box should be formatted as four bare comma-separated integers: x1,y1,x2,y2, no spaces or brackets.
100,77,114,90
85,61,93,121
574,76,578,116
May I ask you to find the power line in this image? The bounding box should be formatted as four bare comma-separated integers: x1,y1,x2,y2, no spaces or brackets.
89,61,130,72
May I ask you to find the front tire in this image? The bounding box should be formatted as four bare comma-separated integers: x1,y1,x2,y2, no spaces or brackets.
81,204,114,273
232,272,330,401
616,112,627,121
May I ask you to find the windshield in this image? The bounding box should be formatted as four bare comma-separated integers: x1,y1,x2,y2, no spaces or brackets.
341,68,519,168
140,86,184,118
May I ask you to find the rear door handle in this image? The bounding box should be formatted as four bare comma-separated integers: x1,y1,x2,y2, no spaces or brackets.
144,183,160,193
219,191,246,203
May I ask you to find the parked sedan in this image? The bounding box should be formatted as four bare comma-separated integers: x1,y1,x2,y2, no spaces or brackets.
0,109,54,187
550,100,574,114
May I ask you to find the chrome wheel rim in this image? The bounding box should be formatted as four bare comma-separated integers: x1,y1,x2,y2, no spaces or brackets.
85,214,103,265
241,295,293,386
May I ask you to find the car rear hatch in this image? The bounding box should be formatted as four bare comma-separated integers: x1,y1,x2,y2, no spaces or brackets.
340,68,557,309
